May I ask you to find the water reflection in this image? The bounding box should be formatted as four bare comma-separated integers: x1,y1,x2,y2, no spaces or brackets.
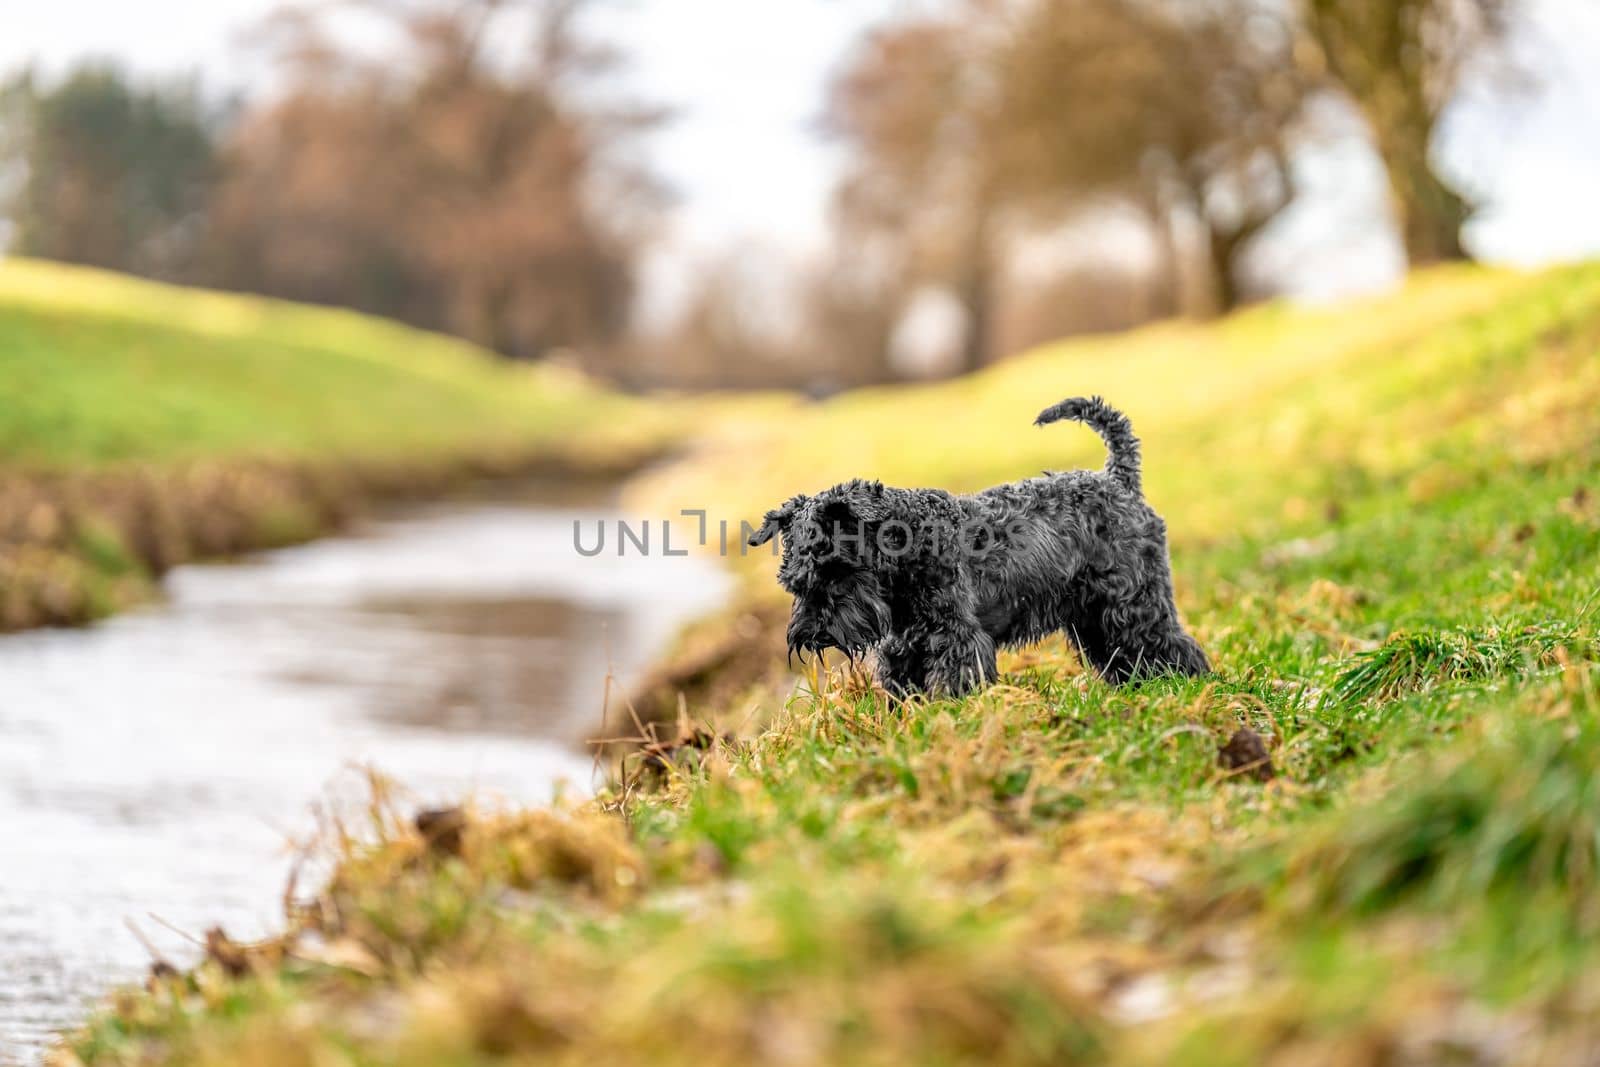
335,593,627,735
0,496,729,1058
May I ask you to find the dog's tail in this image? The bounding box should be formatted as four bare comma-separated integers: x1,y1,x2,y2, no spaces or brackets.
1034,396,1142,494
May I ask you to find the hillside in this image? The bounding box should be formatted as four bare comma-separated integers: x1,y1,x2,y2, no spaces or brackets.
57,261,1600,1066
0,258,663,468
0,258,675,629
637,262,1597,544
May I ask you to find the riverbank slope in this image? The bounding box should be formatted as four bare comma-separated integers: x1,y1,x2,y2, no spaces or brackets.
0,258,679,629
56,260,1600,1066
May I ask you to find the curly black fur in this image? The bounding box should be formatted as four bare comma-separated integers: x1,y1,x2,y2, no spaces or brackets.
749,396,1210,696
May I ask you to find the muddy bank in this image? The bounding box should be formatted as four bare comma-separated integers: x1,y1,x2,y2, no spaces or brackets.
613,596,793,744
0,442,664,633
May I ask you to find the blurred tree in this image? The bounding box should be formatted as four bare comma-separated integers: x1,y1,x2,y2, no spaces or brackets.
634,239,904,392
995,0,1311,314
799,247,907,388
1300,0,1513,265
211,0,665,360
0,65,220,278
827,0,1311,343
826,15,1006,373
654,244,803,389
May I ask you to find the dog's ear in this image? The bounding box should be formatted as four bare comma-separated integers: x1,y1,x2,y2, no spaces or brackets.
748,495,807,546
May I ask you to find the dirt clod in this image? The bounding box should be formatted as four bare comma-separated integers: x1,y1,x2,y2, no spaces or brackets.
637,726,730,778
144,960,181,993
416,807,469,857
1218,727,1275,782
204,927,253,978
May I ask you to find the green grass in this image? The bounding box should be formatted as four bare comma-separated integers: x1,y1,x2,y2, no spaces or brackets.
55,261,1600,1066
0,257,686,629
0,257,661,468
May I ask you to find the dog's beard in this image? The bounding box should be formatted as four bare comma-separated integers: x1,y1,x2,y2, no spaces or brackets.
787,592,891,663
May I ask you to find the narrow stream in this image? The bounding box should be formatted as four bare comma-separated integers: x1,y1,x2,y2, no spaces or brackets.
0,487,731,1058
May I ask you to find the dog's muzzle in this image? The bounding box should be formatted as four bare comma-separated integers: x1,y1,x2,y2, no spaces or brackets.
786,618,836,655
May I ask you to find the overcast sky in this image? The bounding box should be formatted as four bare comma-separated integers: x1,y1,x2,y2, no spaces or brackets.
3,0,1599,305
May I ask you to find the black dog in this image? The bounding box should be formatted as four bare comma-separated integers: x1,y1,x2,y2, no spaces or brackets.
749,397,1209,696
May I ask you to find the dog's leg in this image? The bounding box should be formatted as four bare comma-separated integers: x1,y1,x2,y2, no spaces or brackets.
1093,585,1209,684
1062,592,1117,681
918,580,1000,695
879,628,996,697
878,599,997,697
1125,621,1210,682
874,634,929,698
924,620,998,696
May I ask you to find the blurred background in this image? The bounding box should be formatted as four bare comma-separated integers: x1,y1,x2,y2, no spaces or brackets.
4,0,1598,393
3,1,1600,1059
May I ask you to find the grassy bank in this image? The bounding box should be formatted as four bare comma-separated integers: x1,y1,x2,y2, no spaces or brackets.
0,258,678,629
54,262,1600,1066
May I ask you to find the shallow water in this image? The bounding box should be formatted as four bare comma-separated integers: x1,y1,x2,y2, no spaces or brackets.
0,491,730,1059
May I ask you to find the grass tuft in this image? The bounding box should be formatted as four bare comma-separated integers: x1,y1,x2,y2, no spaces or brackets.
1325,623,1594,705
1278,683,1600,924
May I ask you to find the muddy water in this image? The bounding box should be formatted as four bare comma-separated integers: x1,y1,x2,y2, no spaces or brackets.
0,490,730,1059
